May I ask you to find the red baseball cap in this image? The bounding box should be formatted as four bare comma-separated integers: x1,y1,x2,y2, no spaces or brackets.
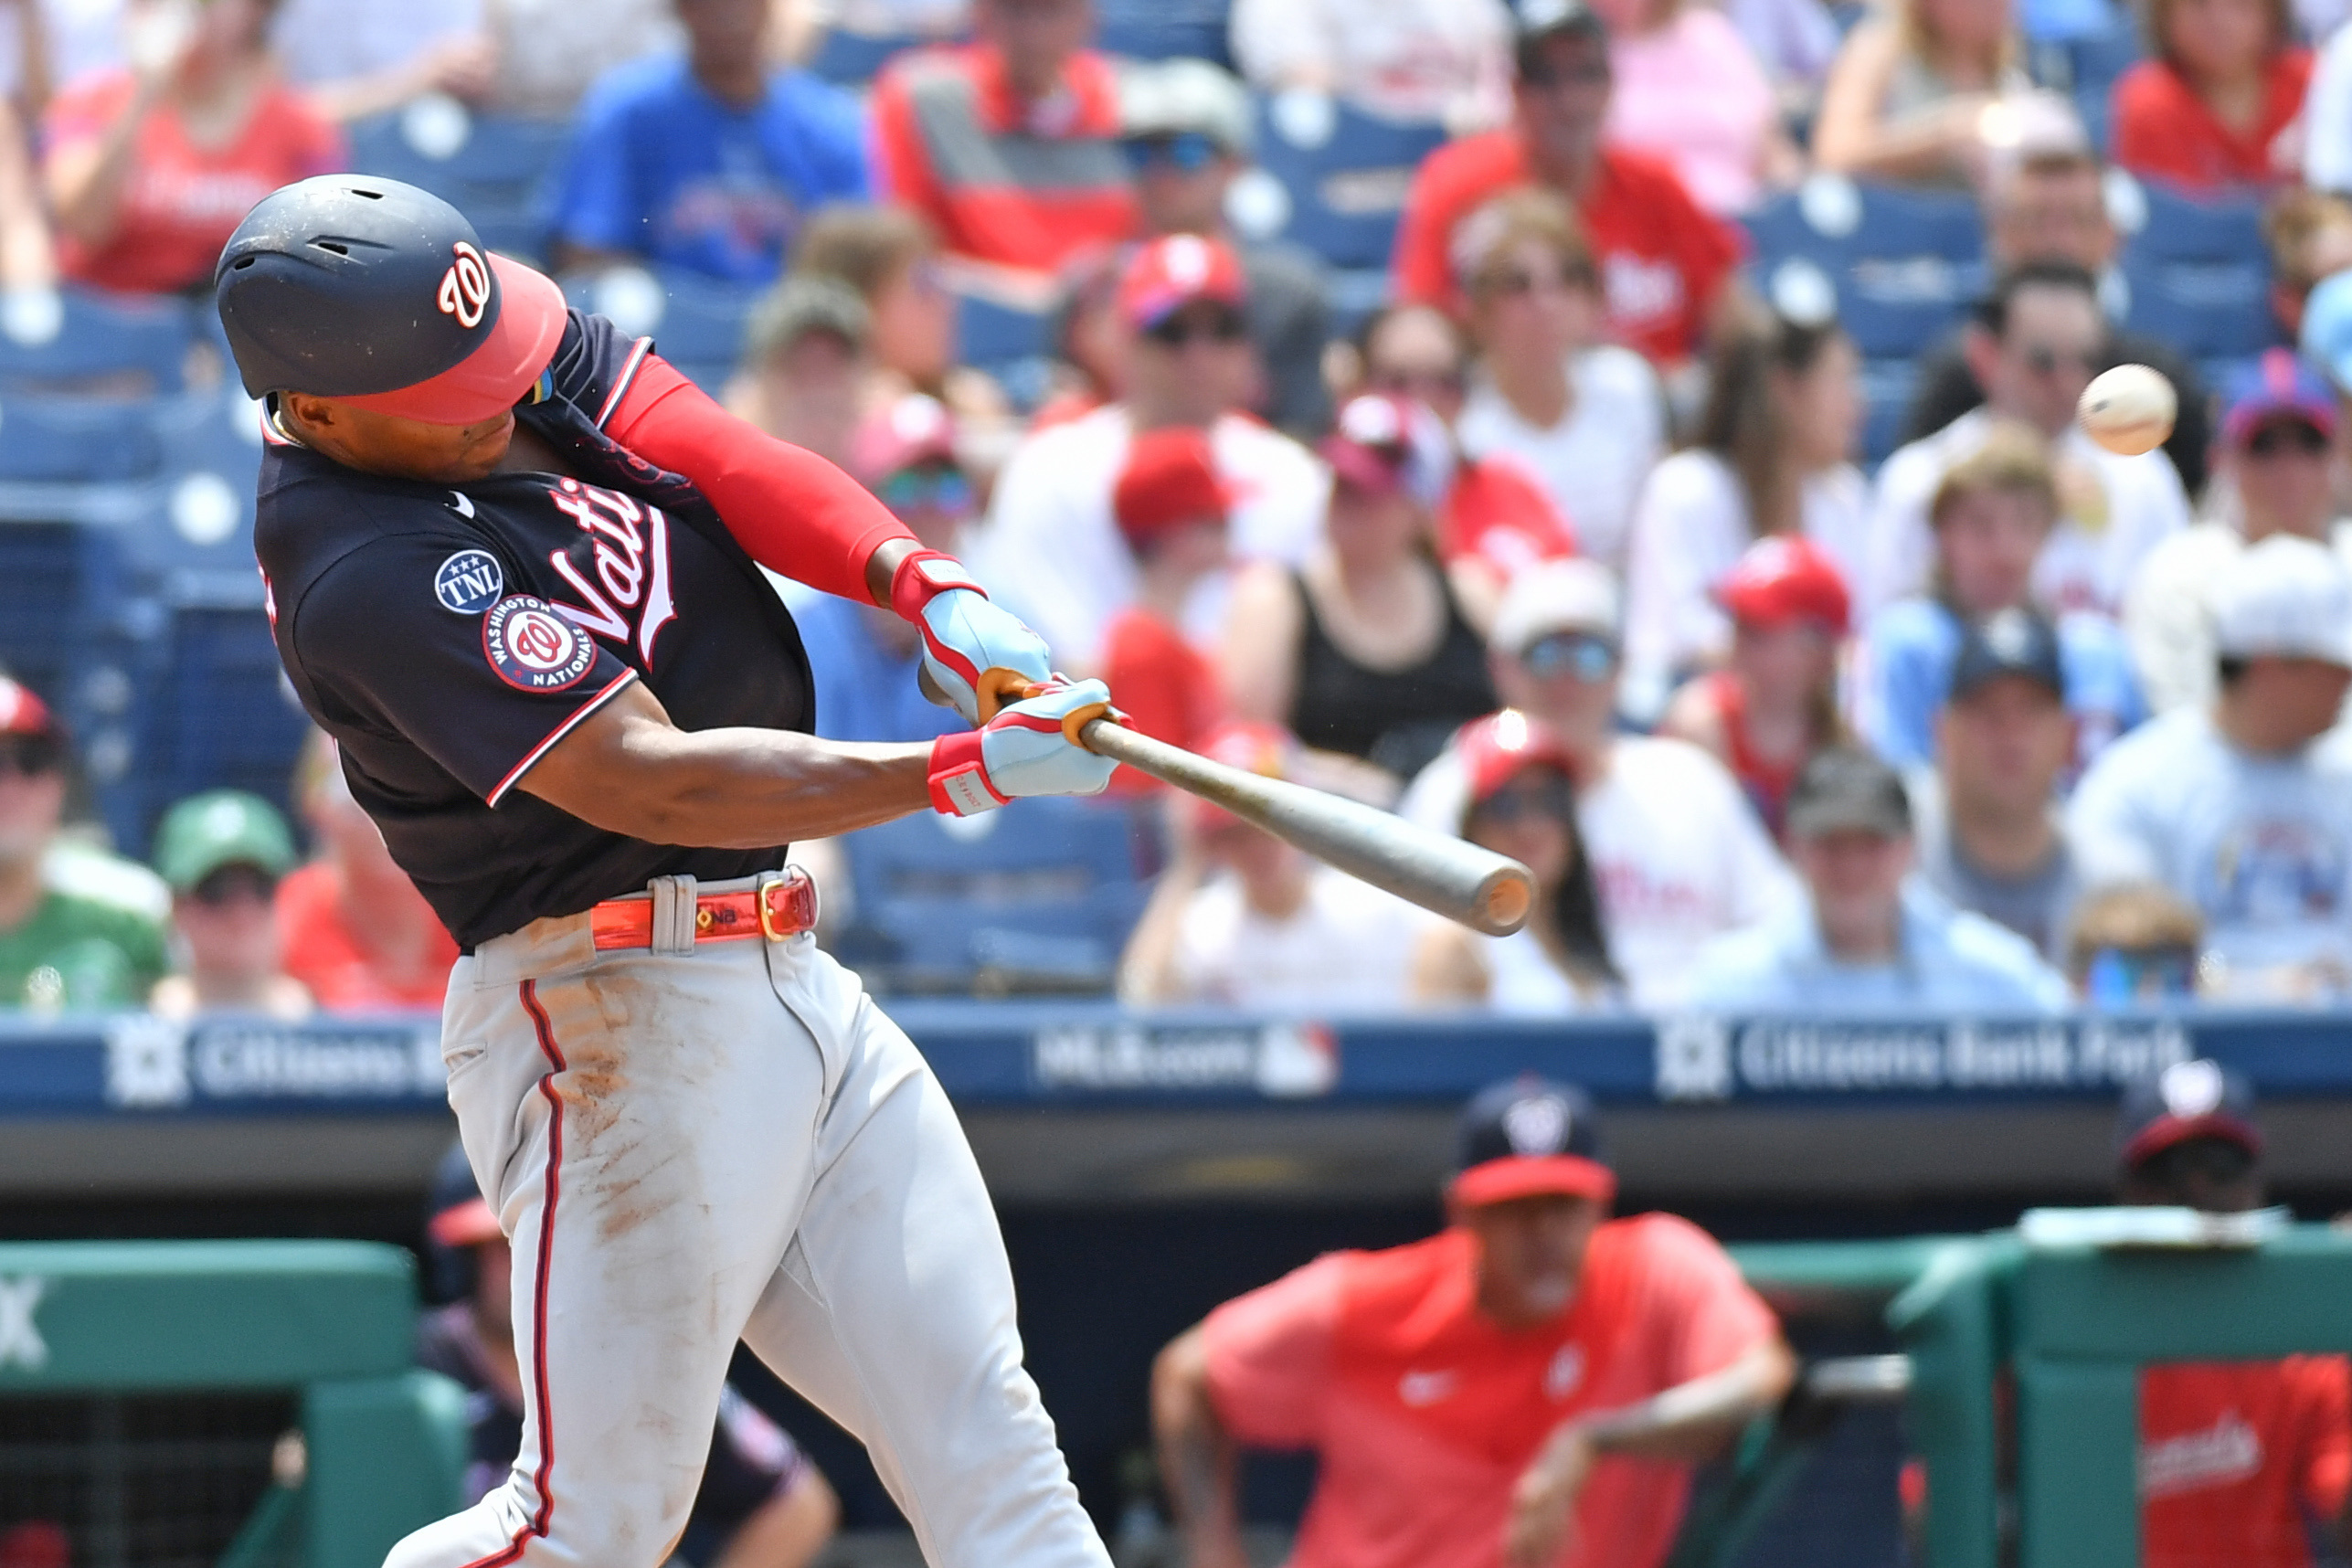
1717,535,1851,635
0,677,58,740
1117,234,1247,330
334,252,569,427
1319,393,1454,506
1457,710,1575,813
1114,426,1233,549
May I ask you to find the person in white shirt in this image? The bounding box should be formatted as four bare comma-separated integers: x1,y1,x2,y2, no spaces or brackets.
1227,0,1513,132
1118,724,1430,1010
972,233,1329,673
1410,710,1621,1013
1452,187,1668,573
1864,260,2189,621
1621,307,1865,718
2126,350,2352,715
1400,559,1802,1007
2069,535,2352,1003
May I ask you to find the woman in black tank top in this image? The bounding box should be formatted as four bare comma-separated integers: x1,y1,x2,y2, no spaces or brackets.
1223,396,1499,783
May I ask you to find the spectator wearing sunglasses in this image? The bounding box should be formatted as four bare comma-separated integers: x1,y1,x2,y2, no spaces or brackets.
1656,536,1853,842
1099,427,1234,792
1866,260,2190,621
1352,303,1578,599
1685,746,2071,1012
2126,352,2352,716
0,678,167,1012
147,789,309,1022
2113,1060,2352,1568
2066,883,2206,1003
1451,187,1667,573
782,394,977,747
1391,0,1744,367
1854,427,2145,773
1224,393,1500,787
1120,57,1331,440
1399,560,1802,1007
975,234,1327,672
869,0,1138,276
1412,711,1620,1012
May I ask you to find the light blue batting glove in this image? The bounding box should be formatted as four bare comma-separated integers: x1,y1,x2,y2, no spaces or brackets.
888,549,1053,726
927,679,1119,815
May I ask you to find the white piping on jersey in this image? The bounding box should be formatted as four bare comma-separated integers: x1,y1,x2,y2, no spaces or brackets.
487,669,641,807
594,337,654,430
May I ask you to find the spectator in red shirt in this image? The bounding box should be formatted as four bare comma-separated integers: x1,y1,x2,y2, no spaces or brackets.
1101,426,1232,792
1355,302,1580,600
1390,0,1743,366
870,0,1139,278
1152,1075,1795,1568
2119,1060,2352,1566
2114,0,2310,192
44,0,344,296
277,732,459,1013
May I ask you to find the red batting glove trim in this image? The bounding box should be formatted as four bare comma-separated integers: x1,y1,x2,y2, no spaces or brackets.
927,729,1009,816
888,549,988,621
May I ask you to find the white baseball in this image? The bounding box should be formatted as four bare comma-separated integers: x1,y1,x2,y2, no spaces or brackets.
2078,364,2177,457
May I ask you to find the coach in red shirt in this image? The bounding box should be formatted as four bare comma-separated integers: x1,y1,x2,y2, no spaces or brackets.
1390,0,1743,366
1152,1077,1795,1568
2118,1061,2352,1568
871,0,1139,277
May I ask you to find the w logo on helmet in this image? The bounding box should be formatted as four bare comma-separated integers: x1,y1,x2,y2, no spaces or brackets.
438,242,491,329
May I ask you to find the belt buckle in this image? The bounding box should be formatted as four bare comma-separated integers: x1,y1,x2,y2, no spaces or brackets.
758,869,816,941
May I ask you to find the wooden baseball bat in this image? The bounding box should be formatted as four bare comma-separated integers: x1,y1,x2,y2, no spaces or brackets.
1078,718,1534,938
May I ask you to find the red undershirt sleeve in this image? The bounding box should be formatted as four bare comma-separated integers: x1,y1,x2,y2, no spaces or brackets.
602,352,914,605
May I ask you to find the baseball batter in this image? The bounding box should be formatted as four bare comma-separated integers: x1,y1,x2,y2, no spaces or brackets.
215,177,1118,1568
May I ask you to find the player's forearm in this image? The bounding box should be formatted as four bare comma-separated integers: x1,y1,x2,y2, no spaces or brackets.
1565,1340,1796,1464
1152,1330,1248,1556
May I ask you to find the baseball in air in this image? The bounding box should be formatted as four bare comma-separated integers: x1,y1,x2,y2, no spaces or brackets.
2078,364,2177,456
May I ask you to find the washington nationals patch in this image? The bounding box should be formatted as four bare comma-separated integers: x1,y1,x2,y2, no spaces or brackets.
483,595,595,692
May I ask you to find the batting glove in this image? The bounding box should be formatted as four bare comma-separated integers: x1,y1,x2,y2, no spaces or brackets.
927,678,1118,816
889,549,1052,726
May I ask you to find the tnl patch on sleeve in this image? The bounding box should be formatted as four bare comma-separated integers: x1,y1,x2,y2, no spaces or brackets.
482,596,597,692
435,548,504,613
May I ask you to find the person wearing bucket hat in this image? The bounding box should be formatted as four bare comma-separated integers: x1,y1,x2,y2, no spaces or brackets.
2107,1062,2352,1568
1118,721,1428,1007
147,789,309,1022
219,175,1124,1568
1686,746,2071,1011
416,1143,842,1568
1152,1074,1792,1568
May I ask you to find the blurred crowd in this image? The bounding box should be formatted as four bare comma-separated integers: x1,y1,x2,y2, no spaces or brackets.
11,0,2352,1017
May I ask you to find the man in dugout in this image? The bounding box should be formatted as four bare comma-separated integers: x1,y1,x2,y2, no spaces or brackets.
1150,1075,1794,1568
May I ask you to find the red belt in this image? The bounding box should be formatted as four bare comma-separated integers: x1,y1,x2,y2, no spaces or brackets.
588,870,818,951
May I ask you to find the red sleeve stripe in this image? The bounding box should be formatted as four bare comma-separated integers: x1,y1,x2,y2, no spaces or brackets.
485,670,640,807
594,337,655,430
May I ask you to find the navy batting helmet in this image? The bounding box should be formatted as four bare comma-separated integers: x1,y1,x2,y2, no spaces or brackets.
214,175,567,425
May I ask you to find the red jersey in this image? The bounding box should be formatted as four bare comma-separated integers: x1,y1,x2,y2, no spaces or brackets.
2140,1357,2352,1568
1098,607,1223,796
1391,132,1741,365
1439,455,1579,579
871,44,1139,275
275,863,459,1013
1703,671,1804,842
2112,52,2313,193
48,70,345,295
1202,1214,1780,1568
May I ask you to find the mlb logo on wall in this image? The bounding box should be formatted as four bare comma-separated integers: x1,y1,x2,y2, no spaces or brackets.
483,596,596,692
435,549,504,614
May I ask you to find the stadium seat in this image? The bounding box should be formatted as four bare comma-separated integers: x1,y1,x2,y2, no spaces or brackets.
132,388,268,610
807,26,927,84
1858,358,1920,466
0,288,196,397
837,796,1158,994
562,266,763,394
346,98,570,263
2114,180,2273,360
1097,0,1230,64
0,396,163,485
1244,95,1447,270
125,607,311,855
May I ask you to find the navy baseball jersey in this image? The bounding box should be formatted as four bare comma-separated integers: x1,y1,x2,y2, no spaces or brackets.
256,311,816,949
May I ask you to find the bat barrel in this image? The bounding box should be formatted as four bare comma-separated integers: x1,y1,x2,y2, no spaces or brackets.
1081,720,1533,937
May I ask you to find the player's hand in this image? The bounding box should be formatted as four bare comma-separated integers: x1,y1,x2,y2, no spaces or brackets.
1504,1425,1595,1568
927,679,1118,816
889,549,1052,726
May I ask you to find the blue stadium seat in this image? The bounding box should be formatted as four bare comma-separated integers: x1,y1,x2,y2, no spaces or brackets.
1097,0,1230,63
2115,183,2273,360
562,266,764,394
955,290,1051,366
0,289,196,397
1858,358,1919,466
347,101,570,263
131,389,268,610
837,796,1158,994
125,608,311,854
1246,97,1447,270
808,26,926,84
0,397,162,484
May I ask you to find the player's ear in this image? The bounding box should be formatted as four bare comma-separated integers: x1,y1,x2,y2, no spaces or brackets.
280,392,334,437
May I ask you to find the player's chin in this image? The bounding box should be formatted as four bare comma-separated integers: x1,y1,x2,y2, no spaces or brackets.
440,413,516,482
